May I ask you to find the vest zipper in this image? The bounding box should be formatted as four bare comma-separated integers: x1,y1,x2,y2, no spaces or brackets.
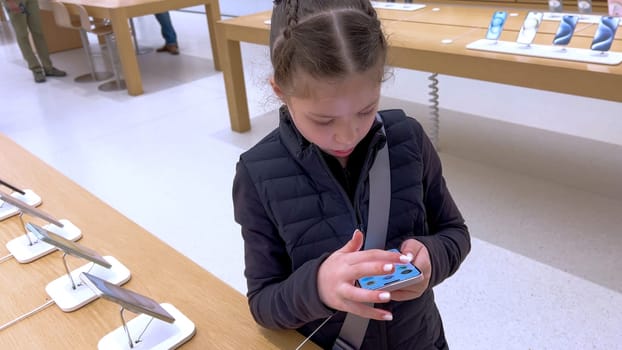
313,145,360,230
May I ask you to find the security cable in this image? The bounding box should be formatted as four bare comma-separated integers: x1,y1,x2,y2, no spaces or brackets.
294,312,336,350
428,73,440,150
0,253,13,264
0,299,56,332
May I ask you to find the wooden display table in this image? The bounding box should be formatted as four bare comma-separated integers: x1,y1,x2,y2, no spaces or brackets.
0,132,318,349
216,5,621,132
47,0,222,96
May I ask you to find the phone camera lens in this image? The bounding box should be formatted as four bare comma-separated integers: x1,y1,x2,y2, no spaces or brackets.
401,269,413,274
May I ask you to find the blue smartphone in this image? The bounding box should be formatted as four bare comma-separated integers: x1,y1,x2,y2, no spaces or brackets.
553,15,579,46
357,249,423,292
486,11,508,40
591,16,620,51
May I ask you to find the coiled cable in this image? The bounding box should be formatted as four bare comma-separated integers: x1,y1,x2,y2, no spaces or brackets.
428,73,440,150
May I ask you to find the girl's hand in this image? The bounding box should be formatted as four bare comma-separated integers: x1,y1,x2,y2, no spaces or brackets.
390,238,431,301
317,230,412,321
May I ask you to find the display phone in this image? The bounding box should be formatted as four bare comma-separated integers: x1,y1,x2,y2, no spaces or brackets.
25,222,112,268
578,0,592,13
516,11,544,45
357,249,423,292
486,11,508,40
0,178,25,195
553,15,580,46
80,272,175,323
0,189,64,227
591,16,620,51
549,0,563,12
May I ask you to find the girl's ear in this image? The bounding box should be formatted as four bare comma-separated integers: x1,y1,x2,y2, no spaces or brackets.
270,78,286,102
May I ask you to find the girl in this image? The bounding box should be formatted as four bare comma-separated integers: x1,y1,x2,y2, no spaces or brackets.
232,1,470,348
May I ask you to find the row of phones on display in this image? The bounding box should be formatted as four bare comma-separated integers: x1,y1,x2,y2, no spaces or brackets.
487,11,621,51
25,222,175,323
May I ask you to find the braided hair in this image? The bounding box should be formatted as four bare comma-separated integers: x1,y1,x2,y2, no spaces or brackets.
270,0,387,96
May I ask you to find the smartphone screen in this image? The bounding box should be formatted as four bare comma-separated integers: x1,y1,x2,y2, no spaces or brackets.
553,15,580,46
80,272,175,323
0,190,64,227
486,11,508,40
516,11,544,45
357,249,423,292
26,222,112,268
591,16,621,51
0,178,25,195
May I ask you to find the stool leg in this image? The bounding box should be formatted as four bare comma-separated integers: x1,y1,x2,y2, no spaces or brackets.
75,30,113,83
98,33,126,91
129,17,153,55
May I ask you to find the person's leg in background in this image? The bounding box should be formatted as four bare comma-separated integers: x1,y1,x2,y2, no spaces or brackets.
23,0,65,77
154,12,179,55
2,0,65,82
3,0,45,81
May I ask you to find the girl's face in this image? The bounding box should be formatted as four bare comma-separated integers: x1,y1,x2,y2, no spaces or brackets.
274,71,381,167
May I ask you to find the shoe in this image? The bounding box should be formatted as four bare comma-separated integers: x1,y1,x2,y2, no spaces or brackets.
45,67,67,77
33,69,46,83
156,43,179,55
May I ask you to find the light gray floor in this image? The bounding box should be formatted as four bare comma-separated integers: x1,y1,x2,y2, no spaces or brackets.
1,9,621,349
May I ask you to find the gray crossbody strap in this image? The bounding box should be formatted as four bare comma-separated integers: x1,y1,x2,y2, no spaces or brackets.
333,119,391,350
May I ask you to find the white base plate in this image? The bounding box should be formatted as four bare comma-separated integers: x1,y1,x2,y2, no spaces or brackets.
98,303,196,350
466,39,622,65
371,1,425,11
6,219,82,263
0,189,42,221
46,256,131,312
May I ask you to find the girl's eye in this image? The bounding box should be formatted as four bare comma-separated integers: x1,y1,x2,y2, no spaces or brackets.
359,109,375,117
314,119,334,126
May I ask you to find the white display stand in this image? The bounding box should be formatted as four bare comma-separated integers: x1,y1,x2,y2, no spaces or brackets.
466,39,622,65
371,1,425,11
0,189,42,221
5,219,82,263
98,303,196,350
46,256,131,312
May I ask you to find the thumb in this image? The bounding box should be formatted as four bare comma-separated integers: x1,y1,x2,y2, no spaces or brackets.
339,229,364,253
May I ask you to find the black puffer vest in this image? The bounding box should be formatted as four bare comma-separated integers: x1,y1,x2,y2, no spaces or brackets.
236,108,451,349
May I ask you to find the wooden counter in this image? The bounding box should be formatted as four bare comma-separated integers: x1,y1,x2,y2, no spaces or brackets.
216,4,621,132
0,133,318,349
48,0,222,96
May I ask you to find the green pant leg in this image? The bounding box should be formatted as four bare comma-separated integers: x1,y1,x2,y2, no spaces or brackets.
4,1,42,70
24,0,52,69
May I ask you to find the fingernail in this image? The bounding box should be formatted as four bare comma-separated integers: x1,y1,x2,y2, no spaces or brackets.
383,263,393,272
379,292,391,301
383,313,393,321
400,254,412,263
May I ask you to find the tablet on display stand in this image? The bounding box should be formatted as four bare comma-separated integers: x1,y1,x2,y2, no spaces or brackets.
6,219,82,263
0,189,42,221
80,272,196,350
26,223,131,312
